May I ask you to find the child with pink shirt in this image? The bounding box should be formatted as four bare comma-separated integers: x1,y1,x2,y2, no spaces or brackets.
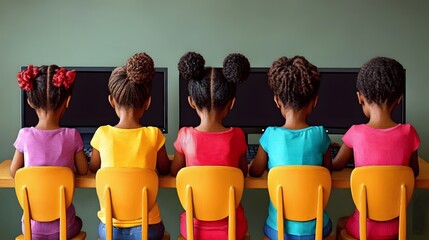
171,52,250,240
332,57,420,239
10,65,88,239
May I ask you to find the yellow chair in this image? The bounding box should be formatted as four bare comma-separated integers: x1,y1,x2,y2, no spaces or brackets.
176,166,245,240
14,166,86,240
95,167,170,240
265,165,332,240
340,166,415,240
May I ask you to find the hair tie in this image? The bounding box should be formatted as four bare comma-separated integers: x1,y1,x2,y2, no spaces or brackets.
17,65,39,91
52,68,76,89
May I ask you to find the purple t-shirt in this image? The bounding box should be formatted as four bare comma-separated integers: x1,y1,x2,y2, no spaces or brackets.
14,127,84,237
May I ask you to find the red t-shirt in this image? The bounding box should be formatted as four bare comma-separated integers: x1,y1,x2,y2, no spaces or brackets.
174,127,248,240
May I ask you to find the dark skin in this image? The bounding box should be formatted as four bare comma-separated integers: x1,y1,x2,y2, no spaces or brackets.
332,92,419,176
171,96,248,177
249,96,332,177
10,96,88,178
88,96,171,175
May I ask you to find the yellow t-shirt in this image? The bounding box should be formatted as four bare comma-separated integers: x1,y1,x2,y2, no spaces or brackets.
91,125,165,227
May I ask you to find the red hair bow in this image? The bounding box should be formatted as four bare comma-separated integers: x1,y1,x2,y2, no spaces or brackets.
17,65,39,91
53,68,76,89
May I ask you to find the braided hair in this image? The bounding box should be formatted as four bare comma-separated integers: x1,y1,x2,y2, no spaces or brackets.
108,52,155,108
357,57,405,105
178,52,250,111
22,65,74,111
267,56,320,110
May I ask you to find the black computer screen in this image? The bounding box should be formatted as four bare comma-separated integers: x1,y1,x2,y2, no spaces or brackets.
21,67,168,133
179,68,405,134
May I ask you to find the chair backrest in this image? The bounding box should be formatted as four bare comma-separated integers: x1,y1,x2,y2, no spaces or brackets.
14,166,75,240
350,166,415,240
95,167,159,240
267,165,332,240
176,166,244,240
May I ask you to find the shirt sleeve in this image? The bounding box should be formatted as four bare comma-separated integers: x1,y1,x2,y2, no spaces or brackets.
154,128,166,151
321,127,331,153
73,129,84,152
13,129,25,153
259,127,271,152
90,127,102,150
235,128,247,156
409,125,420,152
342,125,356,148
173,128,185,154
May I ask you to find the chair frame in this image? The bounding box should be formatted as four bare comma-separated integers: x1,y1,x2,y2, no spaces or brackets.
96,167,160,240
14,166,85,240
341,166,415,240
176,166,244,240
267,165,332,240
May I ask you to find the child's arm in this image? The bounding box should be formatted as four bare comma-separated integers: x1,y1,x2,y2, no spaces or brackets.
238,153,248,177
409,150,419,177
88,148,101,173
74,150,88,175
249,145,268,177
10,150,24,178
156,145,171,175
331,144,353,170
170,152,186,177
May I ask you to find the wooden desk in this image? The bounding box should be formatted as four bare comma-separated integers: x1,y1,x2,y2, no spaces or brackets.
1,158,429,189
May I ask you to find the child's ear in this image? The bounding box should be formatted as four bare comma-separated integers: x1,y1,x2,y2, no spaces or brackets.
188,96,197,110
65,96,72,108
229,97,236,110
27,99,36,109
145,97,152,110
312,96,319,108
273,96,281,109
108,95,115,108
356,92,365,105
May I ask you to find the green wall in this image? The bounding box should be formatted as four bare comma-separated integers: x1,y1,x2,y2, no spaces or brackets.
1,0,428,239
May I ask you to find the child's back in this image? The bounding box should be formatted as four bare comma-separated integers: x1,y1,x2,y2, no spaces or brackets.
333,57,420,239
172,52,250,240
249,56,332,239
11,65,87,239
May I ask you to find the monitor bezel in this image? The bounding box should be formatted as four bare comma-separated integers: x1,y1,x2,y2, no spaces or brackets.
20,66,168,134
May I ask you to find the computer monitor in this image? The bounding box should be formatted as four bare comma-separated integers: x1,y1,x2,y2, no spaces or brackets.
179,68,405,134
308,68,405,134
21,66,168,134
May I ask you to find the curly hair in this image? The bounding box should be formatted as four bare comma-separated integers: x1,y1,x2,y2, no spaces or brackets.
267,56,320,110
357,57,405,105
25,65,74,111
108,52,155,108
178,52,250,111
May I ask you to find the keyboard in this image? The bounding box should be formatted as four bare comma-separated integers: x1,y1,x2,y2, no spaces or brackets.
84,146,92,159
246,144,259,163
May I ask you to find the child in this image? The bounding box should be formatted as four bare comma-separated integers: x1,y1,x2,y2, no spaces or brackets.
171,52,250,240
333,57,420,240
10,64,88,239
249,56,333,240
88,52,171,240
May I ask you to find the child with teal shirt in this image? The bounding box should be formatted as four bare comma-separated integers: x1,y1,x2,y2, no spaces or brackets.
249,56,332,240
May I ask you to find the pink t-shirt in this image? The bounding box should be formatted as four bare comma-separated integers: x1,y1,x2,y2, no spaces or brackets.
343,124,420,239
174,127,248,240
14,127,84,238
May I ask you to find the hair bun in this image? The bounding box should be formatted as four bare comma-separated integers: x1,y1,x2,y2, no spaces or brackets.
126,52,155,84
222,53,250,84
178,52,205,81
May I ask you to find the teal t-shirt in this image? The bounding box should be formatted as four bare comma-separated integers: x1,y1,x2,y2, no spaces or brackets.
260,126,331,236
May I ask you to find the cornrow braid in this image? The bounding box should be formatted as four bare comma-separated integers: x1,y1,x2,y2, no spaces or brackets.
26,65,73,111
357,57,405,105
268,56,320,110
